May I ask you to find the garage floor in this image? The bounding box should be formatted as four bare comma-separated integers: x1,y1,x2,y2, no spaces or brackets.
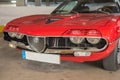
0,36,120,80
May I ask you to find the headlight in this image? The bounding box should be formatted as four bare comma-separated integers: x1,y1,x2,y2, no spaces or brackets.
8,32,17,38
70,37,84,44
8,32,24,39
16,33,24,39
87,38,100,44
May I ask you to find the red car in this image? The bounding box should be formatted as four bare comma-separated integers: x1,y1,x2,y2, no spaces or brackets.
3,0,120,71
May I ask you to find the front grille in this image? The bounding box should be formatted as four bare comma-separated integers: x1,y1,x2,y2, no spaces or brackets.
47,37,71,48
27,36,108,53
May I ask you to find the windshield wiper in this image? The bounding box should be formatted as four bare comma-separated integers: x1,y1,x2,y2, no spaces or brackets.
92,10,110,15
71,10,79,14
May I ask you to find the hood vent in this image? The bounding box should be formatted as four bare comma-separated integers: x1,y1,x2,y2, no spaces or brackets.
46,18,62,24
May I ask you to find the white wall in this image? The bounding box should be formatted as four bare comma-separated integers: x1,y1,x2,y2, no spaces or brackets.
0,6,57,25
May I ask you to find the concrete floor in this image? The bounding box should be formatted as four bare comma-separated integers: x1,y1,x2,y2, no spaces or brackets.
0,36,120,80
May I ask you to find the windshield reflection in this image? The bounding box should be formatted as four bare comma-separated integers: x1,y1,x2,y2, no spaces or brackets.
52,0,120,14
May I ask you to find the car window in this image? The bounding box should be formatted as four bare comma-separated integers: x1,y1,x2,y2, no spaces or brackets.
91,0,114,3
52,0,119,14
52,1,78,14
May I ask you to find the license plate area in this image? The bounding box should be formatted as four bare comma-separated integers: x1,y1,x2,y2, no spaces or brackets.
22,50,60,64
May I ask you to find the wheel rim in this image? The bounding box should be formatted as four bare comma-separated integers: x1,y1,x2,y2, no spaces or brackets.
117,50,120,64
117,39,120,64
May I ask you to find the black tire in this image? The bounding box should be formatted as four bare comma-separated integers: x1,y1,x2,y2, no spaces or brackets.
103,42,120,71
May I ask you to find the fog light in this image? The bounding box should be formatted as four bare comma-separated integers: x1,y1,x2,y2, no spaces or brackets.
9,41,16,48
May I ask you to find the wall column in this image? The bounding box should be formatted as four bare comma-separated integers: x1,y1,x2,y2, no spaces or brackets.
16,0,27,6
46,0,50,6
35,0,42,6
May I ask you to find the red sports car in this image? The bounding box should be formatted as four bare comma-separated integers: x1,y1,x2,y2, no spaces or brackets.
3,0,120,71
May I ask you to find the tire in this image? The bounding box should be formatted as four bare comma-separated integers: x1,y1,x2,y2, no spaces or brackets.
103,41,120,71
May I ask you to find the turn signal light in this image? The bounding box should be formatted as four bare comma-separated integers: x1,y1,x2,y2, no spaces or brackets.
6,25,19,31
63,29,101,37
87,29,101,37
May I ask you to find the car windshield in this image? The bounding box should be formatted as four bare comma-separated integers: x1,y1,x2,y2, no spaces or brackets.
52,0,120,14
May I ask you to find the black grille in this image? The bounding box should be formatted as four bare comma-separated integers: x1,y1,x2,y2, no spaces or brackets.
47,37,107,49
47,37,71,48
27,36,108,52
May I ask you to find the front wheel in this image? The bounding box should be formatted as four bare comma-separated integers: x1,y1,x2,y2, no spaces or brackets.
103,40,120,71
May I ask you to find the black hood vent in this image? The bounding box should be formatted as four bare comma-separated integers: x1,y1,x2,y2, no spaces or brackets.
46,18,62,24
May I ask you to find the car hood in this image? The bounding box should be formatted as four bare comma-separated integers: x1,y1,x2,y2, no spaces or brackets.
4,14,118,36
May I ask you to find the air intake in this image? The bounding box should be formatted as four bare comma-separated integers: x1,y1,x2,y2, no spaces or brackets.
46,18,61,24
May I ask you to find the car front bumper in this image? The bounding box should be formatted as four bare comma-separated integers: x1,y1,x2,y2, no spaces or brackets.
61,40,118,62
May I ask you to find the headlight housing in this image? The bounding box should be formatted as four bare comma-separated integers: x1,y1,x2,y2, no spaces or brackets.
8,32,17,38
16,33,24,39
8,32,24,39
86,38,101,44
70,37,84,44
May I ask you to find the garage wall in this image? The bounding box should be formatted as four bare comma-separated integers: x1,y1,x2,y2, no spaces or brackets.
0,6,57,25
